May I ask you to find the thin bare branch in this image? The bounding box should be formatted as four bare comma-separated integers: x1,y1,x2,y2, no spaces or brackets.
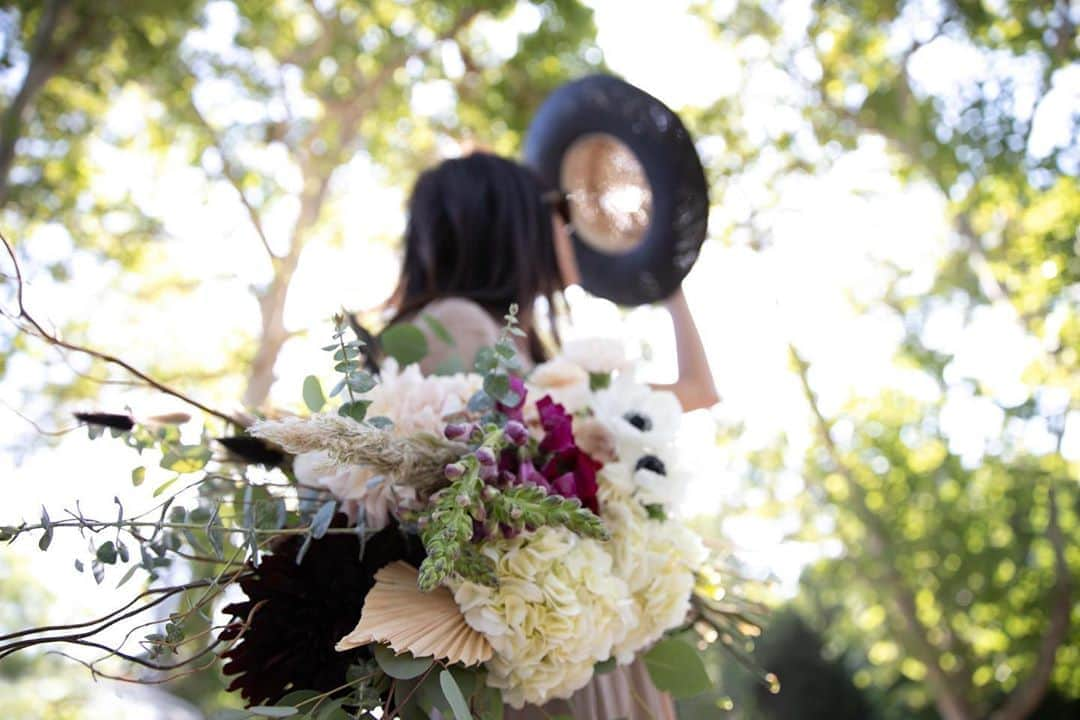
185,90,280,263
0,231,246,427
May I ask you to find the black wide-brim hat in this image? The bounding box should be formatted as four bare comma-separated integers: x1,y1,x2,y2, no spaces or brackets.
524,74,709,306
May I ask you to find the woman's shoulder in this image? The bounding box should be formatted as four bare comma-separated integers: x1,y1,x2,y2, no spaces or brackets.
414,298,501,375
422,298,501,332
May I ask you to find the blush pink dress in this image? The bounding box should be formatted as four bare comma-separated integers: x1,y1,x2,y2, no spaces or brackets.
416,298,678,720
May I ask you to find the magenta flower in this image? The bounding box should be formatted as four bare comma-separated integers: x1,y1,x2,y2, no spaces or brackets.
533,396,601,513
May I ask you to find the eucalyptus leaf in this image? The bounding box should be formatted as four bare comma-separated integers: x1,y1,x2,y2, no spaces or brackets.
210,711,252,720
160,444,211,474
439,670,473,720
339,400,370,422
153,475,179,498
347,371,376,393
381,323,428,366
366,415,394,430
473,347,497,373
478,686,503,720
249,707,299,718
483,373,518,406
315,698,348,720
38,506,52,551
332,345,361,361
373,644,433,680
96,541,118,564
393,676,429,720
275,690,320,707
295,534,314,565
310,500,336,539
302,375,326,412
642,637,711,698
467,390,494,413
115,564,140,589
422,313,456,346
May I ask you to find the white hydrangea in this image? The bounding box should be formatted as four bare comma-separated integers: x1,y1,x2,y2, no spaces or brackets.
598,481,707,664
451,526,635,709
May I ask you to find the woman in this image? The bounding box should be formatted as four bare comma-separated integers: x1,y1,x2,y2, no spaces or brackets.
387,152,718,719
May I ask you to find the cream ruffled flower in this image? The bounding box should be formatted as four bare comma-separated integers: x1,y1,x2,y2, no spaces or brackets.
527,357,591,413
293,451,416,530
290,360,478,527
451,526,635,708
598,481,707,664
560,337,628,375
366,359,481,436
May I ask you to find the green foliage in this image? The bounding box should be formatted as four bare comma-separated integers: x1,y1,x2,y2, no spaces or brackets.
417,445,607,592
302,375,326,412
381,322,429,367
643,636,713,699
488,485,608,540
418,457,489,592
373,645,434,681
439,669,474,720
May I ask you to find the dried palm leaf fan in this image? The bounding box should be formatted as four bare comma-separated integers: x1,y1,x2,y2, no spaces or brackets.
525,75,709,306
336,562,493,666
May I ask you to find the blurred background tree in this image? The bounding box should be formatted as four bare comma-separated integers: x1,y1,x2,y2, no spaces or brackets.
2,0,1078,718
683,0,1079,718
0,0,602,416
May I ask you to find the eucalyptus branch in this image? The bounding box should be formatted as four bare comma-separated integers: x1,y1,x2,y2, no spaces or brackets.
5,517,363,540
0,231,246,427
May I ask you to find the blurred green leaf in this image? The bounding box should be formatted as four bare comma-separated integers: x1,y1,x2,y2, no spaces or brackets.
302,375,326,412
381,323,428,366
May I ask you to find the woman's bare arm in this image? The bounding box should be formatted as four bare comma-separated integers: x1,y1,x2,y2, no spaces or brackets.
651,287,719,412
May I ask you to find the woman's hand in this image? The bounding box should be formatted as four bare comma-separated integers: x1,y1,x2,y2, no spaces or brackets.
652,286,719,412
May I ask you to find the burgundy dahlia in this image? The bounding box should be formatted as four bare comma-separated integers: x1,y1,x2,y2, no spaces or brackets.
218,516,424,706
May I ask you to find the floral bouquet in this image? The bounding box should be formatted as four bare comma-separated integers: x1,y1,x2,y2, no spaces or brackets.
2,306,761,720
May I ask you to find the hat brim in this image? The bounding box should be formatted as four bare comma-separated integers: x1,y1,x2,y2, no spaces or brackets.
525,74,709,306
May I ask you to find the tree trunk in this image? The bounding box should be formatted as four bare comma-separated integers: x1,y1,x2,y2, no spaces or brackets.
988,484,1071,720
241,174,331,409
791,347,981,720
0,0,72,207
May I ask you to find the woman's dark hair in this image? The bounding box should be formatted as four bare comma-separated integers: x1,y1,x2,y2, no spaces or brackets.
389,152,563,362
